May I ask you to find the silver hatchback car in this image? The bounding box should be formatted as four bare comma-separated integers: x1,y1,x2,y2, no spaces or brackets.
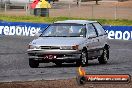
27,20,110,68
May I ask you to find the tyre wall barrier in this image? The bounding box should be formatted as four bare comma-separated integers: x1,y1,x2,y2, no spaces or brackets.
0,21,132,40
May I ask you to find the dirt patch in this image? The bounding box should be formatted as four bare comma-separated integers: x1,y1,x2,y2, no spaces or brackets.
0,78,131,88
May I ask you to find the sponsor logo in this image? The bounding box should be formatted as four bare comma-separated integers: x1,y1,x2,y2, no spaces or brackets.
76,66,131,85
106,30,132,40
0,26,40,36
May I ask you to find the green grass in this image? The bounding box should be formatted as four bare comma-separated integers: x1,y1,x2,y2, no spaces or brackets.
0,15,132,26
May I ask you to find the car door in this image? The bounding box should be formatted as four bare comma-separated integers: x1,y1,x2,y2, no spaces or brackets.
92,22,108,49
86,23,100,58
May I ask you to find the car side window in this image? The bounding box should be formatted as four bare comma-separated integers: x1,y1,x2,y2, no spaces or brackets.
87,24,97,38
93,22,106,36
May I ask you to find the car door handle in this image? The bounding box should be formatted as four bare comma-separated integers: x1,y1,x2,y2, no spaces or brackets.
97,39,99,42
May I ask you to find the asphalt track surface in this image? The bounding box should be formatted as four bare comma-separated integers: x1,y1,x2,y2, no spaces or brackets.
0,36,132,82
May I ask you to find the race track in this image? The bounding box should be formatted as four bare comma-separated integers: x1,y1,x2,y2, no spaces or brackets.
0,36,132,82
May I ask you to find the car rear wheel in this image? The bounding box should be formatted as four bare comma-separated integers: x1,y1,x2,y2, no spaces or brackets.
76,50,88,66
29,59,39,68
98,48,109,64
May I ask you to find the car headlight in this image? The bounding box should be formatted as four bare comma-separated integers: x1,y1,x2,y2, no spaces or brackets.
60,45,79,50
28,45,40,49
72,45,79,50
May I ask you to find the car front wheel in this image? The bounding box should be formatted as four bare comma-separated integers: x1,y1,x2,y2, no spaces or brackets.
29,59,39,68
76,50,88,66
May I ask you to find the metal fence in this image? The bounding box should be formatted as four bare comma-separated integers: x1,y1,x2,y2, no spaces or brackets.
49,1,132,20
0,3,30,16
0,1,132,19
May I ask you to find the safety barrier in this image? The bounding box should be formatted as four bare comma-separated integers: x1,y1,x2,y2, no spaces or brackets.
0,21,132,40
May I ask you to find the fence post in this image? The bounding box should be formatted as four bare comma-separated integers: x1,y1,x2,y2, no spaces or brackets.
0,1,1,9
25,4,28,15
5,2,7,13
79,0,81,7
114,2,118,20
91,5,94,19
68,3,71,17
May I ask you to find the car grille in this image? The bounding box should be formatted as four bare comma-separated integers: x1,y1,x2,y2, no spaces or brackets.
40,46,60,49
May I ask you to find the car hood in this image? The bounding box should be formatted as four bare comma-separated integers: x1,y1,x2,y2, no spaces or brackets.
31,37,86,46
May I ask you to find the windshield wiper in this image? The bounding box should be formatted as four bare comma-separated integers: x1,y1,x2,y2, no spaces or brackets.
40,36,54,37
40,34,83,37
40,35,62,37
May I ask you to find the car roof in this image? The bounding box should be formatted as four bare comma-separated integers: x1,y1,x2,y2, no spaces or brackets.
54,20,97,24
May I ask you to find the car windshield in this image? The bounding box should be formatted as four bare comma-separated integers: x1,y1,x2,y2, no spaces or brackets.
41,23,86,37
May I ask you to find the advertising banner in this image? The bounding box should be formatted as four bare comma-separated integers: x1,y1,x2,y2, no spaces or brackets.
0,21,132,40
0,21,49,36
104,26,132,40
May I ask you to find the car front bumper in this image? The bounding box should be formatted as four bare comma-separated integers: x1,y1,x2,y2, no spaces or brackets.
27,49,81,62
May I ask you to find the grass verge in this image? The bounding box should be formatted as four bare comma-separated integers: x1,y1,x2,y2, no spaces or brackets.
0,15,132,26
